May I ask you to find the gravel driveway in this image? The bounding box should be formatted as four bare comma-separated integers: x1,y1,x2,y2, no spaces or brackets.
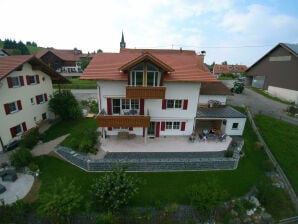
222,80,298,126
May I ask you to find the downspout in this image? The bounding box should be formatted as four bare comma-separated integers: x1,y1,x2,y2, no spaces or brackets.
97,82,102,113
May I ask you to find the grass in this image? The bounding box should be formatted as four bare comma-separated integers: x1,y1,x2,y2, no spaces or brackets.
32,111,296,220
53,78,96,89
40,118,97,143
248,86,295,105
254,114,298,194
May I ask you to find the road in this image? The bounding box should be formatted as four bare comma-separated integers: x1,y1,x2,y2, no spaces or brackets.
222,80,298,126
71,89,97,101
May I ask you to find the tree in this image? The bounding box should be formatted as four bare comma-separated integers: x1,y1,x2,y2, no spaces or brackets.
187,180,226,222
49,90,83,120
90,164,141,212
80,57,91,71
221,61,228,65
9,148,33,169
38,178,83,224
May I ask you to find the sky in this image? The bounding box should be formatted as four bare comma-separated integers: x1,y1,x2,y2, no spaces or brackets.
1,0,298,66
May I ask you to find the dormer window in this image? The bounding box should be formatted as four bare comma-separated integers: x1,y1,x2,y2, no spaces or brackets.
130,62,160,87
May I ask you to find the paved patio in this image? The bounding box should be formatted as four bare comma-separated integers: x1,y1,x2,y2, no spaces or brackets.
100,135,232,153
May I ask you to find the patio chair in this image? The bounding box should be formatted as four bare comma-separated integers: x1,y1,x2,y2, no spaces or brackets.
218,134,227,142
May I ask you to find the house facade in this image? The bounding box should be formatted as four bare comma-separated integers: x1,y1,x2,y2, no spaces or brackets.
213,64,247,78
81,47,246,140
0,55,68,152
35,48,92,77
246,43,298,104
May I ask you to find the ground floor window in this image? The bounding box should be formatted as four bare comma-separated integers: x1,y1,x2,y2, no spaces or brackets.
166,121,180,130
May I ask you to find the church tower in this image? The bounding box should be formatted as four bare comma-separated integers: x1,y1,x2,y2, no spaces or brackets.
120,31,126,49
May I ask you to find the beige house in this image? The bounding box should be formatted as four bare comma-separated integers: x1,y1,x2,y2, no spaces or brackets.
0,55,68,152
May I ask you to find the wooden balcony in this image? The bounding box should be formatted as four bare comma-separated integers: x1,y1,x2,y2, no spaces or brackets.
97,115,150,128
126,86,166,99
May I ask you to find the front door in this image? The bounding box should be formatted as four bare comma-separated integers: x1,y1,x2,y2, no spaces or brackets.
148,122,155,136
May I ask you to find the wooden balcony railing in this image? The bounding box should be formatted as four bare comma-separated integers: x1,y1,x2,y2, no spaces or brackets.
126,86,166,99
97,115,150,128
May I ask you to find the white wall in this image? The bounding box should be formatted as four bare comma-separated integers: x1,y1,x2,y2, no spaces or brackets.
199,95,227,105
268,85,298,104
0,63,53,150
224,118,246,136
98,81,200,136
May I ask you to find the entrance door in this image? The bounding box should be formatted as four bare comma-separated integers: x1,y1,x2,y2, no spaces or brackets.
148,122,155,136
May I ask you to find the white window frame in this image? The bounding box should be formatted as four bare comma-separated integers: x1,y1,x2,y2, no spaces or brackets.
166,121,181,130
37,94,45,104
29,75,37,84
13,124,23,136
166,99,182,109
11,77,21,87
130,71,144,86
8,102,18,113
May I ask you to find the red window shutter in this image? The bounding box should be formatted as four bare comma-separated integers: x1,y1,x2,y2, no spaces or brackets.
26,75,31,85
181,122,186,131
161,122,165,131
162,99,167,110
108,127,112,131
36,95,40,104
17,100,22,110
20,76,24,86
7,77,13,88
155,122,160,137
129,127,133,131
107,98,112,115
36,75,40,84
140,99,144,115
22,122,27,132
4,103,10,114
183,99,188,110
10,127,16,137
44,93,48,102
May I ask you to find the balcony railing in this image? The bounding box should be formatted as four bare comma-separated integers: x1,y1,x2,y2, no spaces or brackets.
97,115,150,128
126,86,166,99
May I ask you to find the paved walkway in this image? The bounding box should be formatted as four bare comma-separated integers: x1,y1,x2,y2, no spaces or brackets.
0,173,34,205
31,134,69,156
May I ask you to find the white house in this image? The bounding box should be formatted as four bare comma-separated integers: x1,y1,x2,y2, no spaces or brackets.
81,46,246,141
0,55,69,152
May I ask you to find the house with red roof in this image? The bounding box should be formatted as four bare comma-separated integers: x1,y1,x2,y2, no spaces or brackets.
35,48,92,77
0,55,68,152
81,36,246,142
213,64,247,78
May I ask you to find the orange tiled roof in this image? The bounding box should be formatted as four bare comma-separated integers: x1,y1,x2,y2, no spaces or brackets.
35,48,90,62
81,48,217,82
0,55,69,84
213,64,247,74
200,82,233,95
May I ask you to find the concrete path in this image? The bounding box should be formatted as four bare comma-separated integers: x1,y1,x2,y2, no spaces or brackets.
222,80,298,126
32,134,69,156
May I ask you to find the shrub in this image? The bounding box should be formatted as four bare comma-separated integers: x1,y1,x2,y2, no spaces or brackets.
90,164,141,212
224,150,234,157
81,99,99,114
28,162,39,172
9,148,33,168
20,127,40,149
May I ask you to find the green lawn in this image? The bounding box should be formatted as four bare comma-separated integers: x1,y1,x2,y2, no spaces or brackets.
53,78,96,89
254,114,298,194
40,118,97,142
33,113,296,220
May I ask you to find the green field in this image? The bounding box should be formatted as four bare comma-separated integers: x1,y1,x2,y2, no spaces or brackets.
53,78,96,89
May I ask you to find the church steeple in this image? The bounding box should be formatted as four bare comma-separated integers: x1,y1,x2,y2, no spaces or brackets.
120,31,126,49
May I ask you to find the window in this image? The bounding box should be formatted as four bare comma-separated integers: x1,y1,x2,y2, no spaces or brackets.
130,63,160,87
147,63,159,86
4,100,22,114
118,99,139,114
30,97,35,105
36,93,48,104
112,99,121,114
232,123,239,129
121,99,130,110
166,99,182,109
26,75,40,85
7,76,24,88
166,121,181,130
131,71,144,86
10,122,27,137
131,99,139,109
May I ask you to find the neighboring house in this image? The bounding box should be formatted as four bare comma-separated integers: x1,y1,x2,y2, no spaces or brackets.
81,46,246,141
0,55,69,152
246,43,298,104
35,48,92,78
0,49,10,57
213,64,247,78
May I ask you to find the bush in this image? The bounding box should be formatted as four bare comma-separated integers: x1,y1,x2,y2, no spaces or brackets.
9,148,33,168
28,162,39,172
90,164,141,212
20,127,40,149
224,150,234,157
